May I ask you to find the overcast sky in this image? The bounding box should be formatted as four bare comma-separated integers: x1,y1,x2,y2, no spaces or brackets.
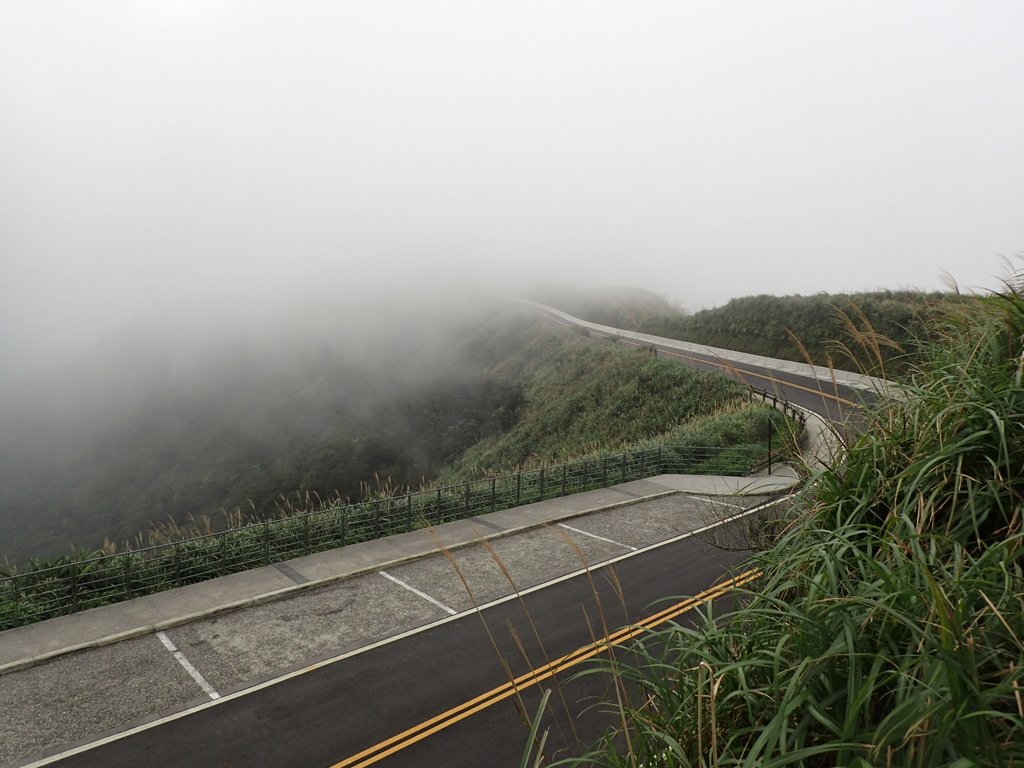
2,1,1023,375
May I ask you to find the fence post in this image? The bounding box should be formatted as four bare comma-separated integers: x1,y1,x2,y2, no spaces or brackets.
70,561,79,612
124,553,132,598
263,523,270,565
658,445,664,472
561,465,567,496
490,478,496,513
374,501,381,538
176,542,183,585
640,450,646,477
406,494,413,532
602,457,608,485
436,488,443,525
516,473,522,505
768,418,774,475
539,468,545,500
464,483,470,516
304,515,311,554
341,508,347,545
220,532,227,576
621,453,627,482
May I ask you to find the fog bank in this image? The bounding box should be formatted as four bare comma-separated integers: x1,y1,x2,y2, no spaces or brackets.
2,2,1022,377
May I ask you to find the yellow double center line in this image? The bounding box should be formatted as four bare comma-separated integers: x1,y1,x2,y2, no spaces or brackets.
331,568,761,767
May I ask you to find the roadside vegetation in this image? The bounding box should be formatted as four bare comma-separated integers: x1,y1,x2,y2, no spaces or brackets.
535,286,1023,765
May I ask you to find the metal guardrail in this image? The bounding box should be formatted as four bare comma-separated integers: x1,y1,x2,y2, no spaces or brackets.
748,386,807,473
749,386,807,426
0,443,777,630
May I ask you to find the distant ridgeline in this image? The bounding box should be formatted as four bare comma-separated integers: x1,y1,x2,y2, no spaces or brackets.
0,299,789,566
543,288,971,378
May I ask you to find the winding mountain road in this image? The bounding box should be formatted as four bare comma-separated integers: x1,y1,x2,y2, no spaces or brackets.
30,304,882,768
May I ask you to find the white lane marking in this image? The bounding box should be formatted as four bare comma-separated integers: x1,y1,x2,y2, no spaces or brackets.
557,522,637,551
155,631,220,700
27,494,792,768
379,571,457,615
685,495,743,509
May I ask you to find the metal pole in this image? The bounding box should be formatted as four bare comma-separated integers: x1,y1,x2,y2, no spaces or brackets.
125,553,133,597
70,561,79,612
516,472,522,505
768,418,774,475
177,541,184,584
491,478,496,513
539,468,545,500
406,494,413,532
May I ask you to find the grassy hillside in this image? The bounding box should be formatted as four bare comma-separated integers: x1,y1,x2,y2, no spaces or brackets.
441,316,782,482
540,288,1023,765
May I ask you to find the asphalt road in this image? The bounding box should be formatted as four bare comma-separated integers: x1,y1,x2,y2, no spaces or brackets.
47,517,757,767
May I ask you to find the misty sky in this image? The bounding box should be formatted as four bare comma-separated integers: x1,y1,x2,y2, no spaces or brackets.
2,1,1023,376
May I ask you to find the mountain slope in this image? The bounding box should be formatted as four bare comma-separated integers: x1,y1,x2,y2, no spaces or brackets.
0,299,781,565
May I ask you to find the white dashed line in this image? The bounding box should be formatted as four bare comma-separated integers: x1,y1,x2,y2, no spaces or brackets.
557,522,637,551
686,495,743,509
379,571,457,615
156,631,220,700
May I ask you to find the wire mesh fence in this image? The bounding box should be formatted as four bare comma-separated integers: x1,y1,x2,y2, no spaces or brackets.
0,442,776,630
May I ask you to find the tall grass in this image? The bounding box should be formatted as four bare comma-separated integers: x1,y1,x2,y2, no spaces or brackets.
538,286,1024,766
